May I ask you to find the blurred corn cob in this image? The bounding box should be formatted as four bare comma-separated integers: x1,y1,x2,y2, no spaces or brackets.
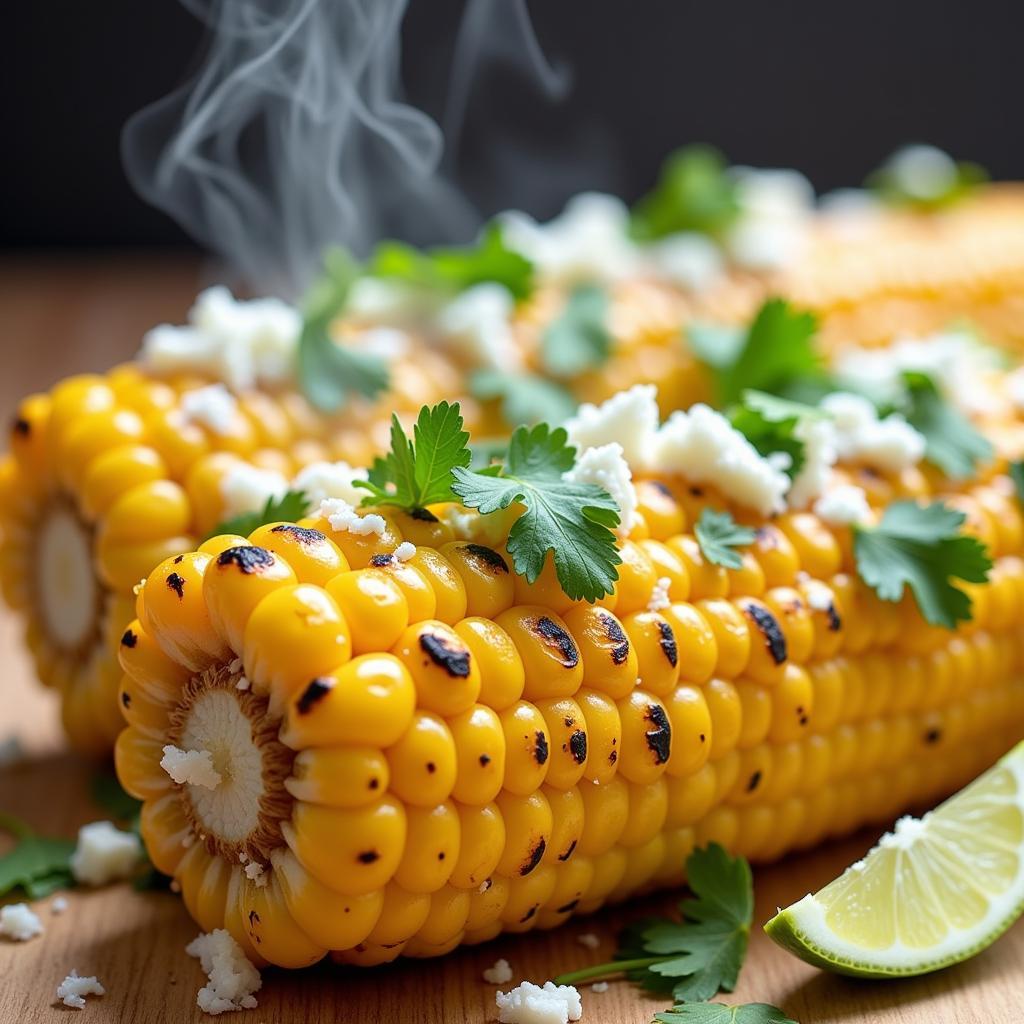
113,444,1024,968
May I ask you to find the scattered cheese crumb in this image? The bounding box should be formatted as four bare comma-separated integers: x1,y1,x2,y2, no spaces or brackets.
437,283,522,373
180,384,239,435
477,879,492,894
821,392,925,472
483,958,514,984
562,442,637,533
235,677,251,691
219,463,289,519
243,862,268,888
647,577,671,612
69,822,143,886
291,461,369,507
0,903,43,941
804,582,835,612
51,896,68,915
648,233,724,291
576,933,600,950
813,483,871,526
496,981,583,1024
591,982,609,993
56,971,105,1009
726,167,814,271
318,498,387,537
161,745,223,790
186,928,262,1015
565,384,660,468
394,541,417,562
785,416,838,509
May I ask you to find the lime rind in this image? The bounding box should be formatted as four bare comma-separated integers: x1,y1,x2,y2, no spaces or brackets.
764,741,1024,978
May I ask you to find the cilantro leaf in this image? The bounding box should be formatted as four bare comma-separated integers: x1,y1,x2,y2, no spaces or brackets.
451,423,622,601
372,223,534,301
655,1003,798,1024
867,148,988,211
1010,461,1024,505
541,284,611,377
0,812,75,899
689,300,821,407
554,844,753,1004
853,500,992,628
470,369,579,428
297,246,390,413
357,402,471,511
727,391,824,481
900,371,993,480
695,509,757,570
632,145,740,240
205,490,312,542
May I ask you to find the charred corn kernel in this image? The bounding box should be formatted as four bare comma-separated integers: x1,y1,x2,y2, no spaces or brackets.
769,665,814,743
664,684,712,776
439,542,515,619
242,585,352,712
616,690,672,784
280,654,416,749
325,569,409,654
285,748,389,808
799,577,845,659
385,711,457,806
542,784,585,866
247,523,349,588
561,606,639,699
614,541,659,615
575,688,622,784
537,856,595,929
696,598,751,678
730,745,774,805
734,597,788,685
453,618,525,710
534,698,588,790
447,705,505,805
620,611,680,697
386,509,454,548
449,803,504,889
494,790,552,877
498,700,550,795
640,539,691,601
391,620,480,717
763,587,815,666
661,602,717,684
502,865,556,932
496,606,584,699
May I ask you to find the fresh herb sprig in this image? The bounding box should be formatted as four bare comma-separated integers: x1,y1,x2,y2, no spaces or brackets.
656,1004,797,1024
470,369,578,428
0,812,75,899
853,500,992,628
205,490,312,543
728,391,825,481
356,402,471,511
695,509,757,570
554,844,753,1002
452,423,622,602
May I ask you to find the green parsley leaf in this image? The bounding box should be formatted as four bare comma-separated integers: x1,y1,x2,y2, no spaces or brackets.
655,1003,798,1024
356,402,471,511
1010,461,1024,505
900,371,993,480
555,844,753,1004
867,148,988,211
205,490,312,543
541,284,612,377
297,246,390,414
853,500,992,629
451,423,622,602
470,369,579,428
689,300,821,407
632,145,740,240
0,812,75,899
695,509,757,570
727,391,824,481
91,770,143,825
372,223,534,301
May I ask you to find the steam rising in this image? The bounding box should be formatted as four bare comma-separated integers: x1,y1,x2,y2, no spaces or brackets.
123,0,567,298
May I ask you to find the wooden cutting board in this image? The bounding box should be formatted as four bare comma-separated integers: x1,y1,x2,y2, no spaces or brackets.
0,257,1021,1023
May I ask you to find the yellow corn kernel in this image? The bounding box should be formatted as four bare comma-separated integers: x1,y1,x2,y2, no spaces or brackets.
494,790,552,878
391,620,481,716
496,606,584,699
575,688,622,784
616,690,672,784
385,711,457,807
620,611,681,697
498,700,551,796
325,569,409,654
247,523,349,588
661,602,717,684
453,618,525,710
440,542,515,619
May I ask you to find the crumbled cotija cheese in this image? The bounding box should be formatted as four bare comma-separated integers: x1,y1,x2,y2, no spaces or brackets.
291,461,369,507
394,542,417,562
647,577,672,612
51,896,68,915
318,498,387,537
565,384,659,468
219,463,289,518
496,981,583,1024
648,233,724,291
562,442,637,533
180,384,238,435
785,415,838,509
437,283,522,373
482,958,514,984
161,745,223,790
726,167,814,271
0,903,43,941
56,971,105,1009
186,929,262,1015
591,982,609,993
576,932,600,950
813,483,871,526
820,392,925,472
243,861,267,887
69,822,143,886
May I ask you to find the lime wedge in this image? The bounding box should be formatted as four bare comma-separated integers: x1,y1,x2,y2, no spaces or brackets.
764,740,1024,977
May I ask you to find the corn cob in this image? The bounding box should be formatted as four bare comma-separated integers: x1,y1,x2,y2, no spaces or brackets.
113,454,1024,968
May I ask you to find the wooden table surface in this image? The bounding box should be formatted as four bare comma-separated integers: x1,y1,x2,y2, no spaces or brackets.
1,255,1022,1023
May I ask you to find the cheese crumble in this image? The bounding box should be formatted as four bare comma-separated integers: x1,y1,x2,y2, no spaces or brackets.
482,958,514,984
821,392,925,472
180,384,239,435
318,498,387,537
496,981,583,1024
647,577,672,613
56,971,105,1009
51,896,68,915
565,384,659,469
576,932,600,950
186,928,262,1015
438,283,522,373
394,542,417,562
219,463,289,519
161,745,223,790
562,442,637,533
291,461,369,507
814,483,872,526
69,822,143,886
0,903,43,941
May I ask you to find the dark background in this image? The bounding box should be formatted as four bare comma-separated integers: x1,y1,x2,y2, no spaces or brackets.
4,0,1021,251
